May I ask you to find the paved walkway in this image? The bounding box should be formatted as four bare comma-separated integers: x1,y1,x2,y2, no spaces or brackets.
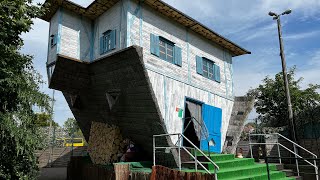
38,167,67,180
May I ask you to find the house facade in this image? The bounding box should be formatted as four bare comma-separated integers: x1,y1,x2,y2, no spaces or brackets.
42,0,250,165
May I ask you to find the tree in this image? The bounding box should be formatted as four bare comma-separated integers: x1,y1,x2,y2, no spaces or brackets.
0,0,50,179
35,112,59,127
63,118,83,138
247,67,320,129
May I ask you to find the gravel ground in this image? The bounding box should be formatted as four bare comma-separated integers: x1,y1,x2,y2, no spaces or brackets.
38,167,67,180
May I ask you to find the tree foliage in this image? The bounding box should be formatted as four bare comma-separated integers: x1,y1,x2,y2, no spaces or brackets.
35,113,59,127
63,118,83,138
247,67,320,128
0,0,50,179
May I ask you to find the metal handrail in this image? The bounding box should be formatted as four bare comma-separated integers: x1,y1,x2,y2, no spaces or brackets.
278,143,316,168
153,133,219,178
265,156,320,180
251,133,318,157
276,133,318,157
181,116,212,158
249,133,319,180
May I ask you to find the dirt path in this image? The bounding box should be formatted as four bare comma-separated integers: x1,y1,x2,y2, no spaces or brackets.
38,167,67,180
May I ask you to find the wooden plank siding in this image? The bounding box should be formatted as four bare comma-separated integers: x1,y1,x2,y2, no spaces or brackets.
127,0,234,149
41,0,250,56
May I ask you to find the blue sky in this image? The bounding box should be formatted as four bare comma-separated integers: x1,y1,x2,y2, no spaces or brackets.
22,0,320,125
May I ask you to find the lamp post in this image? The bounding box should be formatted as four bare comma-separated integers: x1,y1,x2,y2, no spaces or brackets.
269,9,297,142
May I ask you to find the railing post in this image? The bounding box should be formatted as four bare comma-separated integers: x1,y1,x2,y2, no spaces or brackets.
178,134,181,170
314,158,319,180
214,167,218,180
249,133,253,158
265,156,270,180
293,144,300,176
194,148,198,171
153,136,156,166
276,134,282,164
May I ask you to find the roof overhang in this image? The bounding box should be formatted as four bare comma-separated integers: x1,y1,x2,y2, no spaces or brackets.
40,0,251,57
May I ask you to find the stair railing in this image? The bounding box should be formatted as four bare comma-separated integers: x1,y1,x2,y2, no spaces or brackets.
249,133,319,180
153,133,219,179
181,117,211,158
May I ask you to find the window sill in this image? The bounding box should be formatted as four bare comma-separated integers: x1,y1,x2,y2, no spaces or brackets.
197,73,221,83
152,53,181,67
100,48,115,55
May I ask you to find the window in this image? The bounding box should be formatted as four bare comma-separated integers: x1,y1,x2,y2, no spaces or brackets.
50,34,57,48
196,56,221,83
100,30,116,54
202,58,215,80
150,34,182,66
159,37,174,63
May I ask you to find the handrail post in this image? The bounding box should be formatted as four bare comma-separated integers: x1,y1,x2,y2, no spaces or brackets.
293,144,300,176
276,134,281,164
265,156,270,180
153,136,156,166
314,158,319,180
194,148,198,171
249,133,253,158
214,167,218,180
178,134,181,170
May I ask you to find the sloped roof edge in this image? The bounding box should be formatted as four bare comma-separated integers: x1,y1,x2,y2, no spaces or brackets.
40,0,251,57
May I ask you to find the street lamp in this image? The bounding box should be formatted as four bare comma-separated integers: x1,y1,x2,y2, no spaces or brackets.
268,9,297,142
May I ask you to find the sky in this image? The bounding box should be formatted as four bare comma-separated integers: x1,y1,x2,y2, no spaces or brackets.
21,0,320,126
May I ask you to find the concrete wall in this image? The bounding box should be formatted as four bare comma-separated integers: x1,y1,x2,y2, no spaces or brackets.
223,96,254,154
127,0,234,150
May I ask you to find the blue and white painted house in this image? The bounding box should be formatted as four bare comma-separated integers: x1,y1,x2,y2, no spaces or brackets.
41,0,250,165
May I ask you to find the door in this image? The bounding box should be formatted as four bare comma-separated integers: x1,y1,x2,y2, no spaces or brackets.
183,100,202,148
201,104,222,153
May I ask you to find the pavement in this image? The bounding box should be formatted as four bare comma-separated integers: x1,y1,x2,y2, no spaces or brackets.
38,167,67,180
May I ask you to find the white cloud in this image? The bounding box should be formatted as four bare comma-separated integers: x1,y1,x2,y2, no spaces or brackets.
163,0,320,37
69,0,95,7
310,49,320,65
284,30,320,40
34,0,94,7
241,23,277,42
21,19,49,45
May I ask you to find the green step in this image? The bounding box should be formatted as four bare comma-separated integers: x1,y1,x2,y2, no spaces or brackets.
220,171,289,180
197,153,235,162
208,158,255,170
184,152,295,180
217,164,278,179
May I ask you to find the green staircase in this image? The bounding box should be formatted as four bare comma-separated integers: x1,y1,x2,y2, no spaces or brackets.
182,153,296,180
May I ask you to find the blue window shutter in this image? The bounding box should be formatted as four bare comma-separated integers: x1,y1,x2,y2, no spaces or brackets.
196,56,203,75
174,46,182,66
214,64,221,82
110,30,116,50
99,36,104,55
150,34,159,56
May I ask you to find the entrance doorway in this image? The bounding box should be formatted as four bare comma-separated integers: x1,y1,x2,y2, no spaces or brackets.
183,99,223,153
183,99,202,148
